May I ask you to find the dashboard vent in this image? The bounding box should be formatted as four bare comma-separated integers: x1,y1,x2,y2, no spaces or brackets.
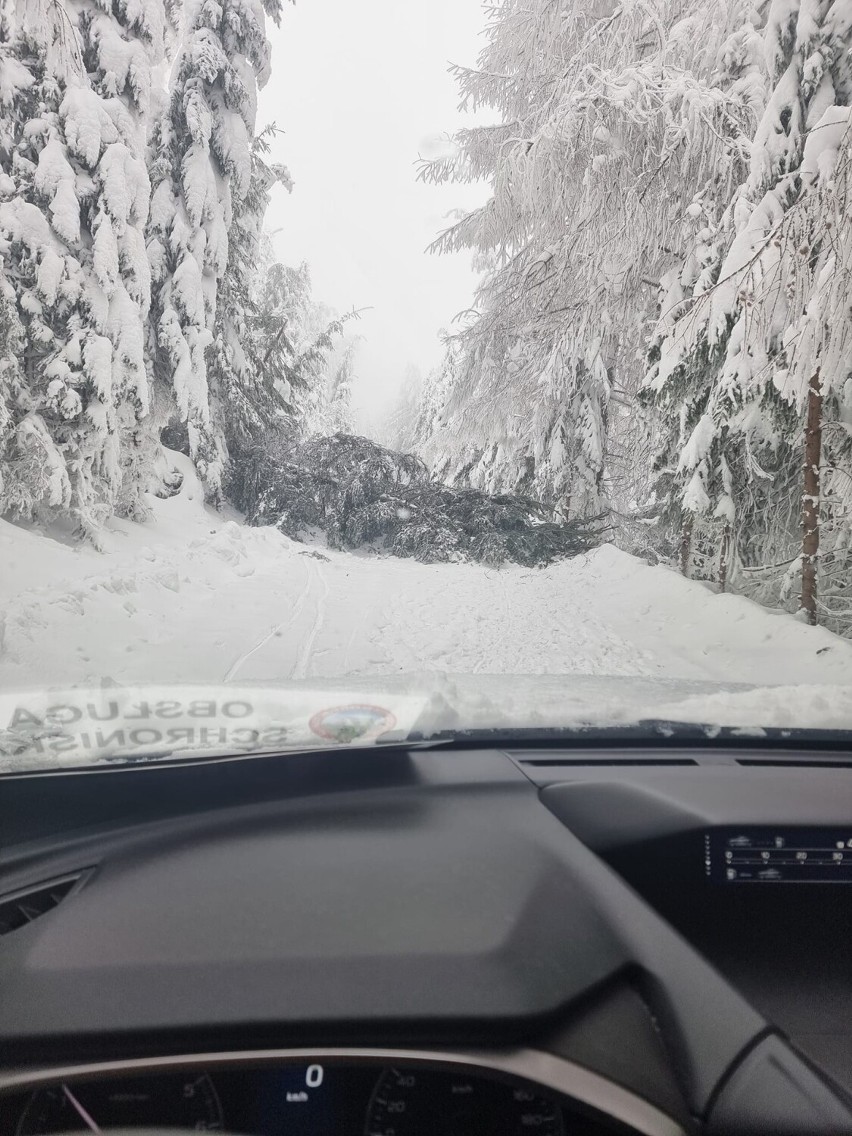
0,870,91,936
518,757,699,767
735,758,852,769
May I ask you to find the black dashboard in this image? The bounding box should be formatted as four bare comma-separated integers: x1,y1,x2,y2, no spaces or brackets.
2,744,852,1136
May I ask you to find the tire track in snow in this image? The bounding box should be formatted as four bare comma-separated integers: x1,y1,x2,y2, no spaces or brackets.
222,557,314,683
291,560,330,680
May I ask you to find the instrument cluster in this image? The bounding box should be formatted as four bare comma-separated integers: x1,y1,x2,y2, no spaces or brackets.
0,1060,633,1136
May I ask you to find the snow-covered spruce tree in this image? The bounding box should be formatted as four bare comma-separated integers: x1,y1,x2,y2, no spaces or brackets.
777,115,852,630
205,127,293,463
642,0,852,624
418,0,764,521
72,0,174,521
410,338,462,463
145,0,283,502
222,249,361,510
0,0,169,537
375,362,425,452
205,146,357,475
247,252,359,431
262,260,360,437
0,261,27,513
321,337,355,435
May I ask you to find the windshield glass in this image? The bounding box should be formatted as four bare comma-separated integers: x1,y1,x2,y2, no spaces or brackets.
2,0,852,771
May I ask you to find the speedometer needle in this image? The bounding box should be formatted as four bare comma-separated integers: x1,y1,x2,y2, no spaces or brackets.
62,1085,102,1134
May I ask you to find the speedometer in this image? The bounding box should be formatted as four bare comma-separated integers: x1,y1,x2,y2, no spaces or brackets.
16,1073,223,1134
365,1067,565,1136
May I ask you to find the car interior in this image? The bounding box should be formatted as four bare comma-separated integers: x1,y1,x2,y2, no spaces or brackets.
1,742,852,1135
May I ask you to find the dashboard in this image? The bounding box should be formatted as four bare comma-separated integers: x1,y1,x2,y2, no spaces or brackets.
2,744,852,1136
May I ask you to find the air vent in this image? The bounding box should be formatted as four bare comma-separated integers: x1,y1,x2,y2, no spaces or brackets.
0,870,91,936
518,757,699,767
736,758,852,769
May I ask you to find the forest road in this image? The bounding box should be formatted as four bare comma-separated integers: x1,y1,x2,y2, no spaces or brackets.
3,509,852,697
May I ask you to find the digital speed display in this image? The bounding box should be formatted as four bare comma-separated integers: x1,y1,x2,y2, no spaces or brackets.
706,827,852,883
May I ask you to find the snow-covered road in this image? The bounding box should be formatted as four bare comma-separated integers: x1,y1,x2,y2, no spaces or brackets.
3,456,852,732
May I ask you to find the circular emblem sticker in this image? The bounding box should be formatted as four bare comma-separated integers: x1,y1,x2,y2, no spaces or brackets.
309,703,397,744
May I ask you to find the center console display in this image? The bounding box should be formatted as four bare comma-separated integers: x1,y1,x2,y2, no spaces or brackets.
706,827,852,883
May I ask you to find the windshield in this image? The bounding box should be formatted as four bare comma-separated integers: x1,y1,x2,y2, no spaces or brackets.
2,0,852,772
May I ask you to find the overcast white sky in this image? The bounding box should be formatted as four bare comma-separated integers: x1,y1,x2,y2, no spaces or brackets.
257,0,490,433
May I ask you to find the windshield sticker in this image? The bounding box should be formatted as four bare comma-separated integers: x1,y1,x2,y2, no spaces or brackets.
309,704,397,744
0,686,428,770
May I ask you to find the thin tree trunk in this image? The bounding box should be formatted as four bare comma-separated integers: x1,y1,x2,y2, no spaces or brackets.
719,522,732,593
800,369,822,626
680,512,693,577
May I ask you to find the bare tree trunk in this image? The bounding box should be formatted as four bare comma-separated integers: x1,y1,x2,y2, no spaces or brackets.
800,369,822,626
719,522,732,593
680,512,693,577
